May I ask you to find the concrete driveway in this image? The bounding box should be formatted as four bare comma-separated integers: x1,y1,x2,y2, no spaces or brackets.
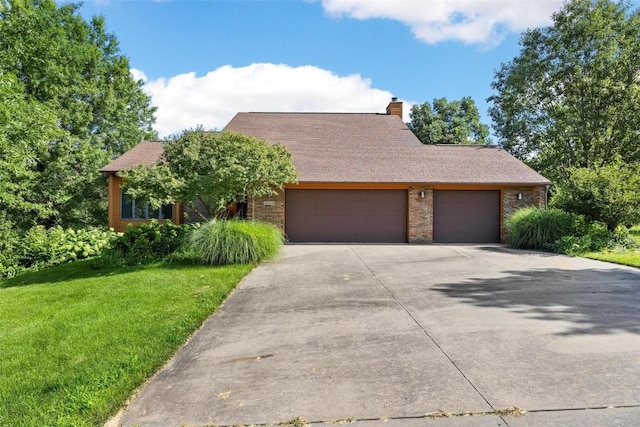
117,245,640,427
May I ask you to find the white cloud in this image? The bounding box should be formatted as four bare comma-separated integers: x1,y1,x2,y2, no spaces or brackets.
319,0,565,45
138,63,411,137
130,68,148,83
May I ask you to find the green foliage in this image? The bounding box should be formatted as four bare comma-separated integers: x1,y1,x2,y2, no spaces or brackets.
0,0,156,230
489,0,640,182
0,212,23,279
120,130,298,220
408,97,491,145
188,220,284,265
583,225,640,267
551,161,640,231
102,221,192,266
506,207,577,250
554,224,638,255
608,226,640,251
0,73,63,230
553,221,611,255
19,226,116,266
507,206,639,256
0,225,117,279
0,260,251,426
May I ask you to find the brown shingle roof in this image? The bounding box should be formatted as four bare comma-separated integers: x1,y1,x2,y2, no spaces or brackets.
102,113,550,186
224,112,551,185
100,140,164,173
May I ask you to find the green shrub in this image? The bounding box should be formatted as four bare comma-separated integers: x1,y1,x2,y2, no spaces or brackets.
0,216,22,279
553,221,609,255
0,226,118,279
507,207,640,255
102,220,192,266
188,220,283,265
551,160,640,231
20,226,116,267
607,226,640,251
553,223,638,255
506,207,578,249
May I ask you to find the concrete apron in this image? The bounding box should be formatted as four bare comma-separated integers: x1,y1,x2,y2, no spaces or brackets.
116,244,640,427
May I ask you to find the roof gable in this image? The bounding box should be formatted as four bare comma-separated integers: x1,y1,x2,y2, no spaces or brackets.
100,140,164,173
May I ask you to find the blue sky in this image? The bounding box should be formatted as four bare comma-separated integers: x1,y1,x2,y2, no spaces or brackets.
75,0,574,137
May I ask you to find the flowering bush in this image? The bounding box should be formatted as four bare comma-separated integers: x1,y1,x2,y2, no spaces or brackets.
0,226,119,280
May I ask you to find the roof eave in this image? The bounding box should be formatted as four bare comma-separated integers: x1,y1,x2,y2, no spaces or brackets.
288,180,552,187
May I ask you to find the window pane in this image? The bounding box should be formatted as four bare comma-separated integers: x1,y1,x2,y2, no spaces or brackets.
149,206,160,219
161,204,173,220
121,192,133,219
134,201,147,219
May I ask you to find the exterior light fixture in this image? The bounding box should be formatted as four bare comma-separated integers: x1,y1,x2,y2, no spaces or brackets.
517,192,523,200
419,190,425,199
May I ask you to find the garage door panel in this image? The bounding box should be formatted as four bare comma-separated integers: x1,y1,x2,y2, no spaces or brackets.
433,190,500,243
286,190,407,243
299,201,399,216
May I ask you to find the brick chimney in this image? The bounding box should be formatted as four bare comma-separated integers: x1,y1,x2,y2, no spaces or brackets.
386,97,403,119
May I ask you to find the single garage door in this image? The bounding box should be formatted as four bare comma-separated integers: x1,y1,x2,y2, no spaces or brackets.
285,189,407,243
433,190,500,243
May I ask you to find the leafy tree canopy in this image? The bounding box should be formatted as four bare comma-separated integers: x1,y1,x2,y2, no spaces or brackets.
0,74,61,228
0,0,156,229
551,159,640,230
408,97,491,145
120,130,298,220
489,0,640,182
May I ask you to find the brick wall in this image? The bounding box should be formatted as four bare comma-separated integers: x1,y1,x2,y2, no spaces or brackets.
408,187,433,244
247,190,286,233
386,101,403,119
502,186,548,242
244,186,547,244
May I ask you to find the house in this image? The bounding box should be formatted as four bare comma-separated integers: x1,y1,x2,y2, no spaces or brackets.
100,141,184,232
101,100,551,243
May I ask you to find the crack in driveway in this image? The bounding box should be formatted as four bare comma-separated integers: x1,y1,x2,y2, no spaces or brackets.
348,245,507,424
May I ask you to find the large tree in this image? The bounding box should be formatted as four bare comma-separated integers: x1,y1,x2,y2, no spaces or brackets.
0,73,62,233
408,97,491,145
551,159,640,230
120,130,298,220
489,0,640,181
0,0,156,229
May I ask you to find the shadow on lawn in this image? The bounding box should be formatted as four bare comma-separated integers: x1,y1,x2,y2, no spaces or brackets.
0,259,197,289
432,264,640,337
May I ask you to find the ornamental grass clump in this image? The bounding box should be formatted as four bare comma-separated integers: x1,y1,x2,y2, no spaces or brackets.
189,220,284,265
506,207,576,250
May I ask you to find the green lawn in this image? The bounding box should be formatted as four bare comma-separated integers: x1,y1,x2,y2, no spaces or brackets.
583,225,640,268
0,260,251,427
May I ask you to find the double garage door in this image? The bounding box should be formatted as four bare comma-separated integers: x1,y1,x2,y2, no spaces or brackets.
285,190,408,243
284,189,500,243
